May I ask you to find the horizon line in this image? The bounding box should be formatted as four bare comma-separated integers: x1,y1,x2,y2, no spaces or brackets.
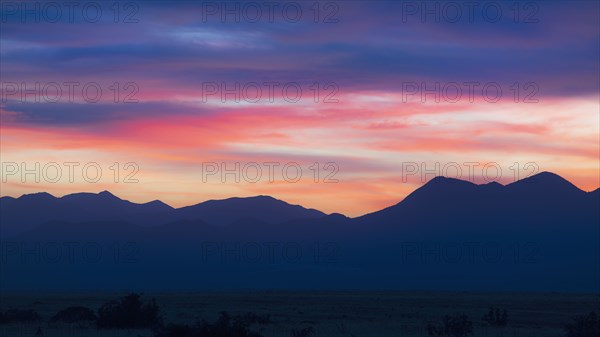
2,171,599,219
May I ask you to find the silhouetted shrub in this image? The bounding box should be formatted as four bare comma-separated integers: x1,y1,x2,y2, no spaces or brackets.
428,314,473,337
482,306,508,327
291,326,314,337
564,311,600,337
97,293,162,329
0,309,42,324
51,306,97,324
154,311,263,337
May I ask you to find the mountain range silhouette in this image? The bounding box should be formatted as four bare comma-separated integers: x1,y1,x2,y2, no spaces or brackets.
0,191,325,237
1,171,598,292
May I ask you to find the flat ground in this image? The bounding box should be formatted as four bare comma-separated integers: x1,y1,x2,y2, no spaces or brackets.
0,291,598,336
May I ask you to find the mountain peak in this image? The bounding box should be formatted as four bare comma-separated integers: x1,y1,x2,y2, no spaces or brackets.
143,199,174,210
244,195,277,201
17,192,56,200
508,171,582,193
98,190,119,199
524,171,564,181
419,175,476,190
60,190,122,202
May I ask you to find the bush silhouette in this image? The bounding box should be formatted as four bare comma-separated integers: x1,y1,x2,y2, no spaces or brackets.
154,311,264,337
564,311,600,337
0,309,42,324
482,306,508,327
428,314,473,337
51,306,97,324
97,293,162,329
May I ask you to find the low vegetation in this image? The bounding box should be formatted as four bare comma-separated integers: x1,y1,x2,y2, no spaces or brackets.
564,311,600,337
6,293,596,337
427,314,473,337
482,306,508,327
0,309,42,324
154,311,266,337
96,293,162,329
50,306,97,324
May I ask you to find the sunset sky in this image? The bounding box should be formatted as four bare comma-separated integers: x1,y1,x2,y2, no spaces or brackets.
1,1,599,217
